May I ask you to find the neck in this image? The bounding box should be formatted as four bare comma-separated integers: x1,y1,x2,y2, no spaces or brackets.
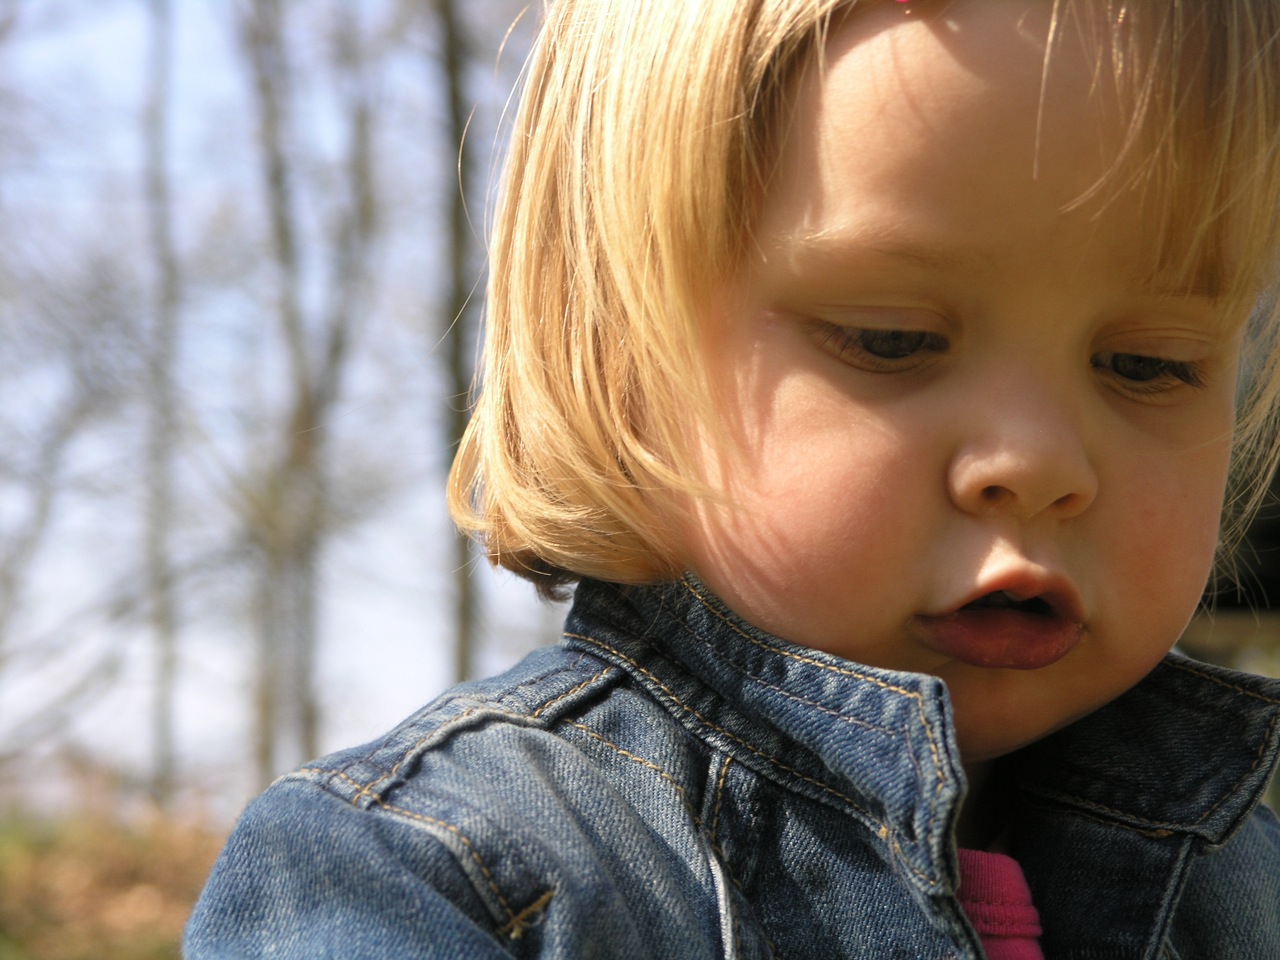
956,759,1012,851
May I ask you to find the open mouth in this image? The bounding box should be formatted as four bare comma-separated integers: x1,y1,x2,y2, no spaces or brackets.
961,591,1056,617
919,586,1085,670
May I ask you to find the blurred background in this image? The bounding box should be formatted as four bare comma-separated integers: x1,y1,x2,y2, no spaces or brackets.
0,1,559,955
0,1,1277,957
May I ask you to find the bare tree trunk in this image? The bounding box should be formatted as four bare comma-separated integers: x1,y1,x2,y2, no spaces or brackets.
295,0,379,752
434,0,479,684
239,0,379,785
0,393,95,654
0,4,18,47
143,0,181,812
239,0,311,787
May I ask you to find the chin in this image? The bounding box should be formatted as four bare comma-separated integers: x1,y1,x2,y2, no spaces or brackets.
952,699,1090,764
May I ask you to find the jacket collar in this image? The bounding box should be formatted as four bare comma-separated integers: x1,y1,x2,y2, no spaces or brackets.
566,575,967,894
1012,652,1280,846
565,576,1280,885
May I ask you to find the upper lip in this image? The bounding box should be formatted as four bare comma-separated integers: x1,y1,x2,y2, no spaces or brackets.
934,571,1086,624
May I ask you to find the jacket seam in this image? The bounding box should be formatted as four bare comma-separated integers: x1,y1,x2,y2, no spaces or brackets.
1017,793,1191,839
1142,834,1196,960
1165,658,1280,705
325,666,616,804
533,667,616,719
1023,709,1280,834
667,616,923,784
679,578,924,700
1190,709,1280,828
561,719,703,827
497,888,556,940
703,755,778,960
678,619,901,736
1167,660,1280,834
710,754,733,845
298,766,537,934
272,666,613,932
1162,659,1280,829
548,719,770,955
564,634,868,810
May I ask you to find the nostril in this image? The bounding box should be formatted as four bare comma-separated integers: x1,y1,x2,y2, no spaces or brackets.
980,485,1008,504
950,451,1098,521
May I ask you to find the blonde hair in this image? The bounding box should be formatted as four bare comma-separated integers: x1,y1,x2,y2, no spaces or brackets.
449,0,1280,598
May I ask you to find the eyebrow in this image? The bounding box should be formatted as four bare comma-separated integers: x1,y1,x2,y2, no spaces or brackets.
769,225,985,272
767,225,1220,300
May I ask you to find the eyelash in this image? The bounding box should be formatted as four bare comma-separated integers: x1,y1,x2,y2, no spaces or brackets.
807,321,1208,393
808,323,947,371
1090,352,1206,393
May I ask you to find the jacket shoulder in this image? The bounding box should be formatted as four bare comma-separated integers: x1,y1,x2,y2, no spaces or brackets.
184,774,529,957
186,645,729,958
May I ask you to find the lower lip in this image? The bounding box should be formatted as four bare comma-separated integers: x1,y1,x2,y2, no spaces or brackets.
915,610,1084,670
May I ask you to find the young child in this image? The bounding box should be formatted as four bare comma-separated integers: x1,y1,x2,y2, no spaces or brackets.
187,0,1280,956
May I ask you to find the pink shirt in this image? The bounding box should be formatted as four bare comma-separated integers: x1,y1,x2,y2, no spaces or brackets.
956,848,1045,960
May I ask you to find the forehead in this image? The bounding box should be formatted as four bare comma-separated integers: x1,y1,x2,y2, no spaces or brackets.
754,0,1241,301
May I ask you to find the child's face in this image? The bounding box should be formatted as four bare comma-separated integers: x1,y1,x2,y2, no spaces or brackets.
685,1,1245,763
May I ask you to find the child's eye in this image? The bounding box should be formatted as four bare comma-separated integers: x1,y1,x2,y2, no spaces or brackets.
1091,351,1206,393
808,323,948,371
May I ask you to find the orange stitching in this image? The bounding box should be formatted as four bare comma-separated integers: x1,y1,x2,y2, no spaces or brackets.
497,888,555,940
380,801,517,920
565,639,867,814
680,579,917,695
1166,658,1280,706
1022,663,1280,832
669,622,902,739
564,632,937,886
299,767,516,924
564,720,702,826
341,668,614,801
1191,711,1280,827
667,617,925,784
698,756,773,959
1022,795,1202,839
297,765,394,806
331,707,487,803
562,633,863,808
531,668,613,718
680,577,949,811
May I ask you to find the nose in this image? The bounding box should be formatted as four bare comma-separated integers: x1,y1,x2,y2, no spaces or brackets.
946,387,1098,522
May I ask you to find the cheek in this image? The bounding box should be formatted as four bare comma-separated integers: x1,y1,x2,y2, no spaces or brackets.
1104,450,1228,631
684,407,934,640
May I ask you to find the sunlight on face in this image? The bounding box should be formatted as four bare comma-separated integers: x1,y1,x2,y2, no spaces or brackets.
685,1,1243,762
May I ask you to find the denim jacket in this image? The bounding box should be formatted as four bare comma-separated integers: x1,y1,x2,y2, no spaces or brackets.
186,577,1280,958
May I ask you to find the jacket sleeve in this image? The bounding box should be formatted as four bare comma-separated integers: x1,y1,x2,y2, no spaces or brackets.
183,777,524,959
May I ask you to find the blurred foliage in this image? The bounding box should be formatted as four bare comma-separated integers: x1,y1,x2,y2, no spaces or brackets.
0,814,223,960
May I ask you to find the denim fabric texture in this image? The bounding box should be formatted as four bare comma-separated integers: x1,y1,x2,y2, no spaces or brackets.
186,577,1280,959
